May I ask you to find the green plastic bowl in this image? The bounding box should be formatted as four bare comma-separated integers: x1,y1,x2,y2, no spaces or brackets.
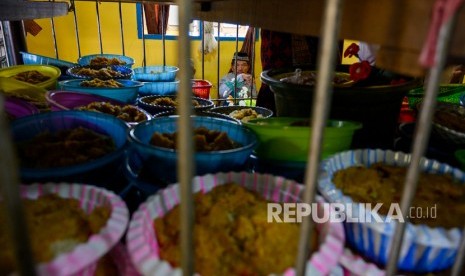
244,117,362,162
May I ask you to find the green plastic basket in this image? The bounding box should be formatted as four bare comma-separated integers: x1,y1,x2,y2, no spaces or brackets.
407,84,465,109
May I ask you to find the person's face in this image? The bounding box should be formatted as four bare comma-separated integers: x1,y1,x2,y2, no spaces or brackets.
232,60,250,74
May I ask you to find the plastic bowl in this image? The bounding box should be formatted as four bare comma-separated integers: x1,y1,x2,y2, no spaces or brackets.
20,51,77,81
132,65,179,82
11,110,129,185
58,79,143,103
15,183,129,276
128,116,257,184
45,90,152,125
138,80,179,96
243,117,362,162
126,172,345,276
138,95,214,115
209,105,273,122
4,96,40,120
0,64,61,90
192,79,213,99
0,77,48,109
317,149,465,273
408,84,465,109
78,54,135,68
428,102,465,146
66,65,133,80
154,110,241,124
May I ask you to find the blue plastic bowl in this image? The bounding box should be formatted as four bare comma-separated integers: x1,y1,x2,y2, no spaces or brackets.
138,95,214,115
58,79,143,103
67,65,133,80
128,116,257,184
78,54,135,68
11,110,129,185
133,66,179,82
139,80,180,96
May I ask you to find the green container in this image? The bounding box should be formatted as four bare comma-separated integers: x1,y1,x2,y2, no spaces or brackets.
244,117,362,162
407,84,465,109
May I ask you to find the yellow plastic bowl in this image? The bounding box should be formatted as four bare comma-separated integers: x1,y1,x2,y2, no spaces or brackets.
244,117,362,162
0,77,48,108
0,65,61,90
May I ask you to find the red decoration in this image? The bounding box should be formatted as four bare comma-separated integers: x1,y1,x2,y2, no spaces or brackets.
344,43,360,58
349,61,372,82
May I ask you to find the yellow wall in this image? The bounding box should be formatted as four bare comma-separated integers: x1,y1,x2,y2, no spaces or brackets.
25,2,262,99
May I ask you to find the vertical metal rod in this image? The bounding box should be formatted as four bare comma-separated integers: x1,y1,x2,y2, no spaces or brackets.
95,0,103,54
249,28,256,105
233,24,239,104
177,0,194,275
71,0,82,58
295,0,344,274
201,20,205,79
0,96,36,276
118,1,125,55
386,12,459,276
216,21,221,105
141,3,146,67
452,224,465,276
161,5,166,66
50,18,58,59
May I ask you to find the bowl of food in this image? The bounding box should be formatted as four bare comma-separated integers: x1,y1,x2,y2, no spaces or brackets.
46,90,151,125
0,183,129,275
11,110,129,185
138,80,179,96
78,54,134,68
317,149,465,273
0,64,61,90
153,109,241,124
137,95,214,115
20,51,77,81
127,116,257,184
4,96,39,121
243,117,362,162
0,77,48,110
126,172,345,275
58,78,143,103
132,65,179,82
67,65,133,80
261,65,420,149
429,101,465,146
209,105,273,123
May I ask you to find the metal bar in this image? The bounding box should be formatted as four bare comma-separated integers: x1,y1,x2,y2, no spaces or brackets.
452,224,465,276
71,0,82,57
118,0,125,55
50,17,59,59
177,0,195,275
295,0,344,274
233,24,239,105
95,0,103,54
0,96,36,276
201,20,205,79
141,3,146,67
249,27,256,105
216,21,220,104
161,4,166,66
385,11,459,276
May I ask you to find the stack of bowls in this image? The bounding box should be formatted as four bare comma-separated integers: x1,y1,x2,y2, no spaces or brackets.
132,65,179,96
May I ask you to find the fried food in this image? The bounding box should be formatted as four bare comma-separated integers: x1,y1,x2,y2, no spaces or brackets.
77,101,146,122
80,78,123,88
71,66,124,79
332,163,465,228
15,126,116,168
145,96,200,107
12,70,50,84
229,108,264,123
0,194,111,275
89,56,126,66
154,183,318,275
150,126,240,151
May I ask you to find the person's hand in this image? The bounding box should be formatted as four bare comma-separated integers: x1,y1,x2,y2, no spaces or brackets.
241,73,253,85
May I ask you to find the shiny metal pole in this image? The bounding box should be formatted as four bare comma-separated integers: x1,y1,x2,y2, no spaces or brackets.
385,11,458,276
118,0,125,55
95,0,103,54
177,0,195,275
295,0,344,274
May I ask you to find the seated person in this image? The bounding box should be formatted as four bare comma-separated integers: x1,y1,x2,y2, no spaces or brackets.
219,52,257,106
